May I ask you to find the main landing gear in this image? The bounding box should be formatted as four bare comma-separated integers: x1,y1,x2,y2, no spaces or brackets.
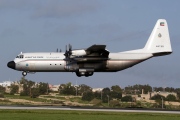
76,72,94,77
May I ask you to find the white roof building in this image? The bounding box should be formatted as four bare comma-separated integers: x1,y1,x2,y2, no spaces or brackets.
49,84,60,92
0,81,13,87
92,88,103,92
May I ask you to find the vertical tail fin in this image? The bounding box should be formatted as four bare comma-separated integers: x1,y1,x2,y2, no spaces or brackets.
144,19,172,56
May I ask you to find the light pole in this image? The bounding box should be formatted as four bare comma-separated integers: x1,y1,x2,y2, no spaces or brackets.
47,83,49,94
161,97,164,109
76,86,78,96
101,90,102,100
75,80,78,96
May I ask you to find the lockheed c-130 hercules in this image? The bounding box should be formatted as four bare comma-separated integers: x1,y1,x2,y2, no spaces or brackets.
7,19,172,77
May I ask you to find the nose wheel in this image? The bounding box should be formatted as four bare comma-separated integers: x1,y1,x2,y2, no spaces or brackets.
22,71,27,76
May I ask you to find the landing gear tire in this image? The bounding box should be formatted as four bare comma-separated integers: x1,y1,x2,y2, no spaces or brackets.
76,72,81,77
76,72,94,77
22,71,27,76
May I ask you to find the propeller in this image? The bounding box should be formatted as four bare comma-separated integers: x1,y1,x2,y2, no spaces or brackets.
69,44,72,51
64,44,72,58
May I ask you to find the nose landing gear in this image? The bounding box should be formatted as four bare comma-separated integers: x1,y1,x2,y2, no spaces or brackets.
22,71,27,76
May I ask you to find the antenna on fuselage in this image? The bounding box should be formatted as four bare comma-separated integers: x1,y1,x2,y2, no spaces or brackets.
56,48,62,52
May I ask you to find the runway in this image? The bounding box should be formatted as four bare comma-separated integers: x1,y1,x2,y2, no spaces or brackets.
0,106,180,114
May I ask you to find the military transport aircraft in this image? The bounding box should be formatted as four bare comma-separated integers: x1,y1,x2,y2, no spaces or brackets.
7,19,172,77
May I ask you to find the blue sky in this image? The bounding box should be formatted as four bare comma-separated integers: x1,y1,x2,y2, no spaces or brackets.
0,0,180,88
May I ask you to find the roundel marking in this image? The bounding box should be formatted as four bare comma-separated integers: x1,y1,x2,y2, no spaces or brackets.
158,33,162,38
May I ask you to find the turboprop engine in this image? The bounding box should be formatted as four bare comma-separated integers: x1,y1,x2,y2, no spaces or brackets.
71,50,87,57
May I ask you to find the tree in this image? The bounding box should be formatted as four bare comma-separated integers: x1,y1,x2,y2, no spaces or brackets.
121,96,133,102
109,100,120,107
175,88,180,100
102,87,111,103
0,85,5,93
110,91,122,99
153,87,164,92
166,94,176,101
94,91,101,99
59,82,76,95
19,78,49,97
0,85,5,98
151,94,165,100
111,85,122,93
59,84,66,94
124,85,133,94
78,84,92,96
31,88,40,98
82,91,94,101
19,77,35,96
140,84,152,94
38,82,49,95
151,94,165,108
102,87,110,94
111,85,122,99
10,84,19,95
124,84,152,94
165,87,175,92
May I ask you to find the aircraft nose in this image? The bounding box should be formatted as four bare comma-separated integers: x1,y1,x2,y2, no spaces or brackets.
7,61,15,69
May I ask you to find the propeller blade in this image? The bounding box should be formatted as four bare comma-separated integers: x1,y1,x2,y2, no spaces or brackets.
69,44,71,51
66,45,67,52
64,44,72,58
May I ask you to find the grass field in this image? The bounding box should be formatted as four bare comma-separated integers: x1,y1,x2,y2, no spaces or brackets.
0,109,180,120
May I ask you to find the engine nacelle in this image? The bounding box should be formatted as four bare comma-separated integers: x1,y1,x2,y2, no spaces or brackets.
71,50,87,57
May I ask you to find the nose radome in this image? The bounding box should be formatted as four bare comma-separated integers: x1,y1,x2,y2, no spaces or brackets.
7,61,15,69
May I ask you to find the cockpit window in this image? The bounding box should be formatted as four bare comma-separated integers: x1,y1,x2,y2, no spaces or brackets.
16,55,24,59
19,55,24,58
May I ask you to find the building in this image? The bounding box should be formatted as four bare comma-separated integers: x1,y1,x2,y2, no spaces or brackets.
49,84,60,92
140,89,177,100
0,81,13,87
92,88,103,92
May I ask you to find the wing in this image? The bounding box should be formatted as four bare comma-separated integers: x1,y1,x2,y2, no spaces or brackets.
73,44,109,62
86,44,109,57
